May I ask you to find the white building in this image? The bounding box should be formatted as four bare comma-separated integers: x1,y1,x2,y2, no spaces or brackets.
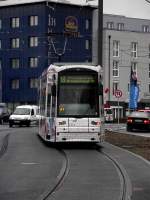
101,14,150,118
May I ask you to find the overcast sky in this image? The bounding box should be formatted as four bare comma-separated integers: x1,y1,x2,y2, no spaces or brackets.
70,0,150,19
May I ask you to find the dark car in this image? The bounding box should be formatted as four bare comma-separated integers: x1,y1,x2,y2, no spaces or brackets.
0,103,11,124
127,111,150,132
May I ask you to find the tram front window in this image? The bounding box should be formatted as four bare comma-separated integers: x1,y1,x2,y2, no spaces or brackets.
58,74,99,117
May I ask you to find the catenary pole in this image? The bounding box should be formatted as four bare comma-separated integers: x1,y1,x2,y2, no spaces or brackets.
98,0,103,66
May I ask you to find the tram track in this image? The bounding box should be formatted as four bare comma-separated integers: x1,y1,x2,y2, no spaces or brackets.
0,133,9,159
38,143,132,200
37,148,70,200
0,131,132,200
96,144,132,200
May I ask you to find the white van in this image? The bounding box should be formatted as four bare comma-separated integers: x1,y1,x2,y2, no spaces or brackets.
9,105,40,127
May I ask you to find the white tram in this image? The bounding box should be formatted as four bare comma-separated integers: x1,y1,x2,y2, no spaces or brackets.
38,64,105,142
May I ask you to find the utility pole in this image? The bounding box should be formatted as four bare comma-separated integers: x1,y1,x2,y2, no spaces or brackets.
98,0,103,66
108,35,111,104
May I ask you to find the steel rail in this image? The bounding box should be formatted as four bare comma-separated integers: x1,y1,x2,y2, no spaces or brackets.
0,134,9,158
37,148,69,200
96,145,132,200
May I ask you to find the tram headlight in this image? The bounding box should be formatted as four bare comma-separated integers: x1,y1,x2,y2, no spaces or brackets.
91,121,101,126
59,121,66,125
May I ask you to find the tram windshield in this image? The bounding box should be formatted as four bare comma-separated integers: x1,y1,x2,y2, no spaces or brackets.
58,73,99,117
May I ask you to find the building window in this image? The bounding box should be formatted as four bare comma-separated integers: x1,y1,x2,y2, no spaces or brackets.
107,22,114,29
29,36,38,47
0,19,2,29
11,17,20,28
149,64,150,78
29,78,38,88
131,42,138,58
85,19,90,30
11,79,19,89
85,39,90,50
113,60,119,77
29,16,38,26
117,23,124,31
29,57,38,68
112,82,119,95
11,38,20,48
149,83,150,93
142,25,149,33
11,58,20,69
0,40,1,49
113,40,119,57
149,44,150,59
0,59,2,69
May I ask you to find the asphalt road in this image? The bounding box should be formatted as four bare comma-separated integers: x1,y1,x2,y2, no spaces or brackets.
0,125,124,200
0,125,64,200
1,124,150,200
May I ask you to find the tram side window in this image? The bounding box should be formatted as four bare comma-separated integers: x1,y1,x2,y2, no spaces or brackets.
99,82,104,115
51,83,56,117
47,93,51,116
40,87,46,116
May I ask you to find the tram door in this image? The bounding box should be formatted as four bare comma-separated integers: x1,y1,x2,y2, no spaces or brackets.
48,83,56,140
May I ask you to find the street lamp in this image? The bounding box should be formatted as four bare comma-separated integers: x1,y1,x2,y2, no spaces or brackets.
98,0,103,66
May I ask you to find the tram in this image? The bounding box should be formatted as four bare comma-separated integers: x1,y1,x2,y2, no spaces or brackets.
38,64,105,142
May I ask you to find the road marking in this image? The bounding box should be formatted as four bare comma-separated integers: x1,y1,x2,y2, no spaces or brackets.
21,162,38,165
133,187,144,191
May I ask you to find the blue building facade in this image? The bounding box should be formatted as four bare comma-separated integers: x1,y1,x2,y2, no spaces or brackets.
0,1,94,109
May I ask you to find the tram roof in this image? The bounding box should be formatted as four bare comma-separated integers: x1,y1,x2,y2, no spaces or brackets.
46,64,102,74
0,0,96,8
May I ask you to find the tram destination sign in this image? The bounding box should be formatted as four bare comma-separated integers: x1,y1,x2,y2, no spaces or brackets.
60,75,96,84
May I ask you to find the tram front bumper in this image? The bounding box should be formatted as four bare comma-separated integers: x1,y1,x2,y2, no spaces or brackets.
55,132,104,142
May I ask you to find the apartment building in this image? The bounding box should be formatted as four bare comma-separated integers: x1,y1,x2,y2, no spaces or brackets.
103,14,150,117
0,0,93,109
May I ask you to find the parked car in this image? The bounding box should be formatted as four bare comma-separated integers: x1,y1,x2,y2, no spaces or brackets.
0,103,11,124
126,111,150,132
9,105,40,127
